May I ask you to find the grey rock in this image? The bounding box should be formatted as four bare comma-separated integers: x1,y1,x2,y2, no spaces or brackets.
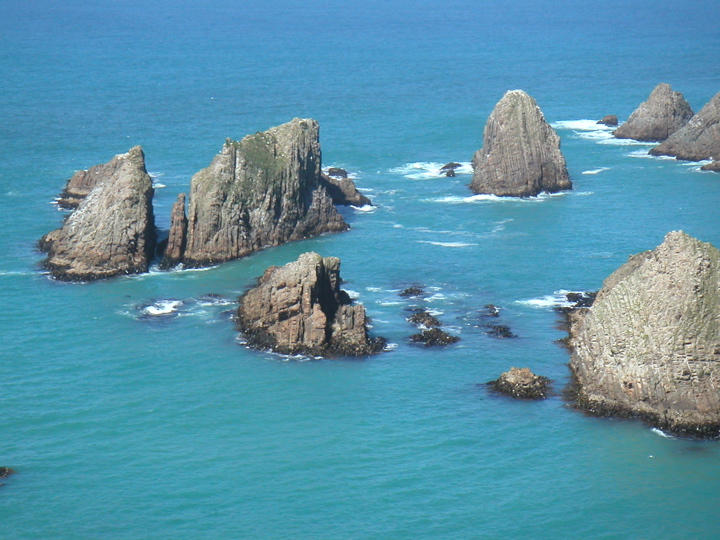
57,152,137,209
650,91,720,161
701,160,720,172
159,193,187,269
320,173,372,207
183,118,348,268
471,90,571,197
613,83,694,142
489,367,551,399
237,252,385,357
597,115,618,127
41,146,156,281
568,231,720,437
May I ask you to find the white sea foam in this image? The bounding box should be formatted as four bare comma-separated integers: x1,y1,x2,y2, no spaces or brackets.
424,293,447,302
430,192,563,204
152,182,166,189
383,342,399,351
389,161,472,180
345,290,361,300
418,240,477,248
552,119,615,142
582,167,610,175
354,204,375,212
366,287,384,293
627,149,676,159
516,290,578,309
651,428,673,439
492,218,513,233
599,138,655,146
142,300,183,316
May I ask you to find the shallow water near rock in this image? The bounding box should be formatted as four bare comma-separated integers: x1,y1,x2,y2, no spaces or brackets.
2,1,720,538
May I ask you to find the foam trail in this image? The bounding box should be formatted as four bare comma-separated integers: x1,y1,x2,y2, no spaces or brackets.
389,161,473,180
582,167,610,175
418,241,477,248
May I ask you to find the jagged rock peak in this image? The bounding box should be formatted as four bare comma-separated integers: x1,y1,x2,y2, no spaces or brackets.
40,146,156,282
613,83,694,142
237,252,385,357
470,90,571,197
568,231,720,437
159,193,188,270
650,90,720,161
182,118,348,268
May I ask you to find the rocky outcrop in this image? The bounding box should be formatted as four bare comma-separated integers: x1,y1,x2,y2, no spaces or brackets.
320,172,372,207
597,115,618,127
489,367,551,399
405,305,460,347
567,231,720,437
470,90,571,197
182,119,348,268
237,252,385,357
613,83,694,142
159,193,187,269
57,151,140,209
701,160,720,172
40,146,156,281
650,91,720,161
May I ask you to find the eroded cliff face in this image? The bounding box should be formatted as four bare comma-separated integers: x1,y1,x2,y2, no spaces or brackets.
40,146,156,281
237,252,385,357
613,83,694,142
182,119,348,267
159,193,187,270
57,152,137,209
650,91,720,161
568,231,720,437
470,90,571,197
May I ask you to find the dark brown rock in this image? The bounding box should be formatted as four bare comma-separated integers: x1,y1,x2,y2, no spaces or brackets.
326,167,348,178
41,146,156,282
409,327,460,347
407,308,442,328
484,324,516,339
471,90,571,197
613,83,694,142
0,467,15,478
701,160,720,172
650,91,720,161
237,252,385,357
567,231,720,437
399,286,424,298
597,115,618,127
159,193,187,269
320,173,372,207
489,367,551,399
182,119,348,268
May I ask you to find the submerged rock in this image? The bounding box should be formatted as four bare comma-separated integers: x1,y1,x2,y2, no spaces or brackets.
597,115,618,127
159,193,188,269
650,91,720,161
320,173,372,207
0,467,15,478
40,146,156,281
484,324,516,339
237,252,385,357
567,231,720,437
399,286,425,298
182,118,348,268
489,367,551,399
613,83,694,142
409,327,460,347
407,308,442,328
470,90,571,197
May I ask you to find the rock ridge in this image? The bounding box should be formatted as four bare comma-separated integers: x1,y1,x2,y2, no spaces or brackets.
470,90,571,197
567,231,720,437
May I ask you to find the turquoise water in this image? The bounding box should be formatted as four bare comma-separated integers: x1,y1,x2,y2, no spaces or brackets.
2,1,720,537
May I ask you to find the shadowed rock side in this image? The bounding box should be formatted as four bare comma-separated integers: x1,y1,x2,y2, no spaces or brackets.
650,91,720,161
182,118,348,268
568,231,720,437
237,252,385,357
613,83,694,142
597,115,618,127
489,367,551,399
701,160,720,172
159,193,188,269
470,90,571,197
40,146,156,281
320,173,372,207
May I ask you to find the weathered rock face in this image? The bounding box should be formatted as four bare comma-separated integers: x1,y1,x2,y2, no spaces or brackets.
237,252,385,357
183,118,348,268
159,193,188,269
701,160,720,172
613,83,694,142
57,152,139,209
597,115,618,127
41,146,156,281
489,367,551,399
568,231,720,437
320,173,372,207
470,90,571,197
650,91,720,161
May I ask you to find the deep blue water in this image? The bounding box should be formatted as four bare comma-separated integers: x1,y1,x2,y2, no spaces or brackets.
2,1,720,538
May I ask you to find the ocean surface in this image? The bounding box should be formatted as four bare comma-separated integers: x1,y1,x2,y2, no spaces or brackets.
2,1,720,537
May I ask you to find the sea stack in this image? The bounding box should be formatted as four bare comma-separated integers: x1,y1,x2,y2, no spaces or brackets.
470,90,571,197
650,91,720,161
159,193,188,269
489,367,551,399
567,231,720,437
182,118,348,268
237,252,385,357
40,146,156,281
613,83,694,142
